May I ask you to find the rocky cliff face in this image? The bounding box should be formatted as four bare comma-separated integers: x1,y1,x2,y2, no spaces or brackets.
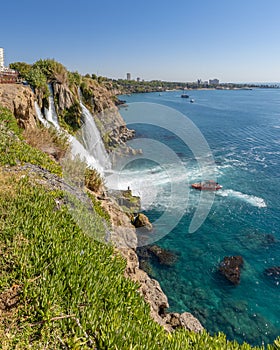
0,81,203,335
52,81,76,114
80,79,135,150
0,84,37,129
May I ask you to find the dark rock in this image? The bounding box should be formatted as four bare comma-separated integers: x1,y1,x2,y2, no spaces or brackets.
115,98,126,106
264,234,277,245
264,266,280,284
148,245,177,267
132,213,153,232
219,256,244,285
137,245,177,267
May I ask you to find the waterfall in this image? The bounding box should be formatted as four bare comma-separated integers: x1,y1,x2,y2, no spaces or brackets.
79,103,111,171
44,84,60,130
34,102,50,128
34,90,111,175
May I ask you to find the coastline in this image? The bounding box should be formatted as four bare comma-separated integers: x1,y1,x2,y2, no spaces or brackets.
101,188,204,333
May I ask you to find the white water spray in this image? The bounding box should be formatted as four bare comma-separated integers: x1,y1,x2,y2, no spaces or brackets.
44,84,60,130
79,103,111,170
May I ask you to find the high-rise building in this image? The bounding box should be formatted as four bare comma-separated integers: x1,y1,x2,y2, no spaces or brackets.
0,48,4,71
126,73,131,80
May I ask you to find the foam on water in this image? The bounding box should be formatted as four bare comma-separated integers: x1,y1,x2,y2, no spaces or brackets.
217,189,267,208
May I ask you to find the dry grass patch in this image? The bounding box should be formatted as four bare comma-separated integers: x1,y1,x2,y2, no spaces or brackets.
23,127,68,161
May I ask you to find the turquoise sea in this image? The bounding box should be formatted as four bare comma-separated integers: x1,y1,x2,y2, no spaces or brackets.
116,89,280,346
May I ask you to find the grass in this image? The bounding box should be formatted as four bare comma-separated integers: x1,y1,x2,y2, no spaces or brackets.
0,106,61,175
23,126,68,161
2,175,280,349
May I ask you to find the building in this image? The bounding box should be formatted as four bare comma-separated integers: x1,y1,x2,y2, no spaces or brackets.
126,73,131,80
0,47,4,70
209,78,219,85
0,47,19,83
137,77,140,82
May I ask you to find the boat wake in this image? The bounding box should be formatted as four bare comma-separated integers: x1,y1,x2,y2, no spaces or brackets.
217,189,267,208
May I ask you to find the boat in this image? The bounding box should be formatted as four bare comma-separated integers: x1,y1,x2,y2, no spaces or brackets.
191,180,222,191
190,98,195,103
181,94,189,98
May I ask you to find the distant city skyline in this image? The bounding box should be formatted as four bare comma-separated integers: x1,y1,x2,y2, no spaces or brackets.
1,0,280,83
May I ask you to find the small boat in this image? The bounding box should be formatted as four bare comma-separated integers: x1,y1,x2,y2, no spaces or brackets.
192,180,222,191
181,94,189,98
190,98,195,103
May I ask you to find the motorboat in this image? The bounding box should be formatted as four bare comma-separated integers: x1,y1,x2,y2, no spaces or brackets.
181,94,189,98
191,180,222,191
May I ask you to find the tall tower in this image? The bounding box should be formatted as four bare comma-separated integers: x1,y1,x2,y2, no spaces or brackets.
126,72,131,80
0,48,4,70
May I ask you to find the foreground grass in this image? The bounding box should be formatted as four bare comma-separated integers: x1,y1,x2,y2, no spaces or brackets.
1,174,280,349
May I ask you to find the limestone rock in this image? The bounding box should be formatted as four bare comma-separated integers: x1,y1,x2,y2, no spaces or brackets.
120,247,170,329
163,312,204,332
52,82,76,113
0,84,37,129
133,213,153,232
219,256,244,285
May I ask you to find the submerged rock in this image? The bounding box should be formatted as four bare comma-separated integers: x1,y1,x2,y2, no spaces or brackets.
219,256,244,285
137,245,178,268
264,266,280,285
148,245,177,267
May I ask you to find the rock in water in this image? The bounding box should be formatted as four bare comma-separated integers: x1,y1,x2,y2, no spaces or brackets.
133,213,153,232
148,245,177,267
264,266,280,285
219,256,244,285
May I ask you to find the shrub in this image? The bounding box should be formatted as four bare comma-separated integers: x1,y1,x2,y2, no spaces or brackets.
85,167,104,192
23,126,69,161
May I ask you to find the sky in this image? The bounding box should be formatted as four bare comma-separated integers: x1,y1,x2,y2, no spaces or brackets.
1,0,280,83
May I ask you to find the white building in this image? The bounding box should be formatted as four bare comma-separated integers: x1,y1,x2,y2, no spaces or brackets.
0,48,4,71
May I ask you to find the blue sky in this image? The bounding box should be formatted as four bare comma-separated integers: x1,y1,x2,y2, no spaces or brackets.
1,0,280,82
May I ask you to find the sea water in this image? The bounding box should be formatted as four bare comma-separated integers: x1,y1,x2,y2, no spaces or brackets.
116,89,280,346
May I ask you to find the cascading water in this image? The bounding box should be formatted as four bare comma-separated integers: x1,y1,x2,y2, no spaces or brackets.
79,103,111,171
34,102,50,128
44,84,60,130
34,89,111,175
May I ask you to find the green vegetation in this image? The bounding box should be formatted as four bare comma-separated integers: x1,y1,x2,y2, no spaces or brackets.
0,105,22,137
2,175,280,349
109,78,279,95
0,107,61,175
0,146,279,347
85,167,104,192
60,101,82,133
23,124,69,161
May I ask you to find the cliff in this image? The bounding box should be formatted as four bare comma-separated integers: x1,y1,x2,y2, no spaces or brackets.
0,84,37,129
0,75,203,335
